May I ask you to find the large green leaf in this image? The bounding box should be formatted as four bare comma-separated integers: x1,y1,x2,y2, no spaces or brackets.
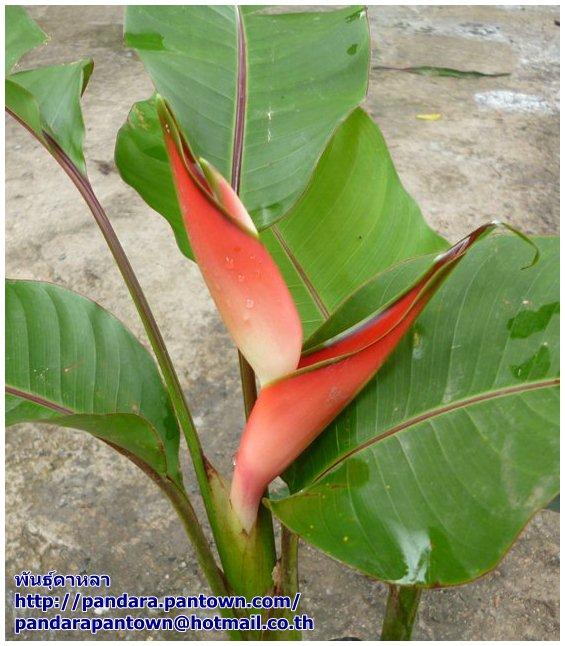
116,7,447,338
119,5,370,228
269,236,559,586
5,7,92,175
265,109,447,317
6,280,181,484
5,5,47,74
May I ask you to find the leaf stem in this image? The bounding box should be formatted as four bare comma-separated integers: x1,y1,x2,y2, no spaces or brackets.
280,526,299,596
153,477,244,640
380,584,422,641
107,442,229,601
49,135,216,519
7,108,222,591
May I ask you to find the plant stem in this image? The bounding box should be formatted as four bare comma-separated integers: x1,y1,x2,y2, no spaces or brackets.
277,527,301,640
108,441,227,599
238,351,258,418
380,585,422,641
280,527,299,596
7,109,223,589
162,480,244,640
46,134,216,519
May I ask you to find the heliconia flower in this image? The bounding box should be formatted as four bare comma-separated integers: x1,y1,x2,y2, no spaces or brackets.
230,222,536,531
157,96,302,385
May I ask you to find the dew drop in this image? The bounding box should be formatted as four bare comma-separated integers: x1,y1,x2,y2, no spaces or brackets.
225,256,234,269
327,386,341,403
237,273,245,282
245,298,254,309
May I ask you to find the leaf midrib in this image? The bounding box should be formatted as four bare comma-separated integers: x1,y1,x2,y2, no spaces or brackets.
310,378,560,486
6,385,72,415
270,225,330,319
230,5,246,192
5,384,168,463
230,8,330,322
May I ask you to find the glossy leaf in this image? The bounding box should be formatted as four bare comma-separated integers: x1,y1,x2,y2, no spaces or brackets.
268,109,447,320
158,98,302,385
5,7,92,175
6,280,181,484
120,5,370,228
5,5,47,74
269,236,559,586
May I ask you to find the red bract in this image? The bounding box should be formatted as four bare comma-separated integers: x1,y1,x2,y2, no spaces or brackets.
231,223,503,531
157,97,302,386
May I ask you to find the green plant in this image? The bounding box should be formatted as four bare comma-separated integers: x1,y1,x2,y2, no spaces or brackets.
6,5,559,640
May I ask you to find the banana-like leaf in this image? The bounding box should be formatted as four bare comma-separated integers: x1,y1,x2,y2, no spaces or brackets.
116,7,446,337
119,5,370,228
264,109,447,319
5,5,47,74
5,7,92,175
269,236,559,587
6,280,181,485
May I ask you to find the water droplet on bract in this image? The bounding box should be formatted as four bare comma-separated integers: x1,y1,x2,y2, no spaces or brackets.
237,273,245,282
327,386,341,403
232,455,237,467
245,299,254,309
225,256,234,269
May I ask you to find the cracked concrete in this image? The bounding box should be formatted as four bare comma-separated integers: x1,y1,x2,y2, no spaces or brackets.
6,5,559,640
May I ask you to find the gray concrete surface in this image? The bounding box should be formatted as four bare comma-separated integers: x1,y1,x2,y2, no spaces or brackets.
6,5,559,640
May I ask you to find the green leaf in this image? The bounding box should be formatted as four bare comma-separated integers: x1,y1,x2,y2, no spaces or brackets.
6,280,181,484
5,6,92,175
269,236,559,587
115,97,190,257
7,60,93,175
266,109,447,320
118,5,371,228
5,78,43,134
5,5,47,74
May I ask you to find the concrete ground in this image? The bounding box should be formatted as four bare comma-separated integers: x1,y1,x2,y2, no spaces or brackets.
5,5,559,641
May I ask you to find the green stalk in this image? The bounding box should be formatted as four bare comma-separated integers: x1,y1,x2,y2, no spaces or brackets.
380,585,422,640
44,133,217,523
158,479,243,640
111,444,226,598
277,527,301,640
280,527,299,596
7,109,226,594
